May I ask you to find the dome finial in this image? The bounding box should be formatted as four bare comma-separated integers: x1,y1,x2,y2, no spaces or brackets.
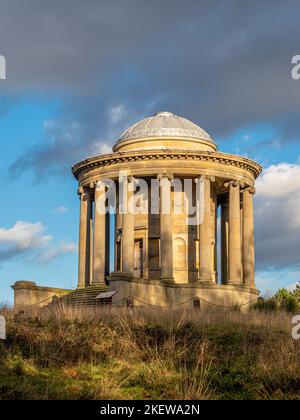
155,111,174,117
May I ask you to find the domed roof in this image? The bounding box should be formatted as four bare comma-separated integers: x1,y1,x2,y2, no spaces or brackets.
118,112,212,143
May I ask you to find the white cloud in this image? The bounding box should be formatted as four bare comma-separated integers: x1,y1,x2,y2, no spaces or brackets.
255,163,300,269
109,105,126,124
99,143,112,154
256,163,300,198
53,206,68,214
0,221,76,265
0,221,51,251
35,241,77,264
91,141,112,156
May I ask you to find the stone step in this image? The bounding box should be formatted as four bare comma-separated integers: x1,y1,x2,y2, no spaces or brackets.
48,284,109,307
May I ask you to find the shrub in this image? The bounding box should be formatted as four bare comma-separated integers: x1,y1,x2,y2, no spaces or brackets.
253,283,300,313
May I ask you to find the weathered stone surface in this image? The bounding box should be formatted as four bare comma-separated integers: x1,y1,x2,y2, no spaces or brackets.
11,281,72,308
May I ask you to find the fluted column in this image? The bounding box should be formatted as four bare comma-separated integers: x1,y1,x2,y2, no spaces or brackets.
221,199,229,285
227,181,242,284
93,180,106,285
78,186,91,288
199,176,214,283
159,174,174,282
121,176,135,274
243,187,256,287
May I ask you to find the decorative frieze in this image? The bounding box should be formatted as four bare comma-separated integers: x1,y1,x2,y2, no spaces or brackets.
72,150,262,179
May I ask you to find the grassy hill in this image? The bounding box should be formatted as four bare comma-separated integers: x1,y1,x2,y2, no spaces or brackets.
0,304,299,400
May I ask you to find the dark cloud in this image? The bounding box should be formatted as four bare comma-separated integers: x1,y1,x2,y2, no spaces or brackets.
0,0,300,177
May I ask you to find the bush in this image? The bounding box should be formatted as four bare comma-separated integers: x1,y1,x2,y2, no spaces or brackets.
253,283,300,313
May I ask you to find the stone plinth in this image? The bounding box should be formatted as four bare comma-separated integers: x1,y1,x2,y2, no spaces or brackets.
108,273,259,311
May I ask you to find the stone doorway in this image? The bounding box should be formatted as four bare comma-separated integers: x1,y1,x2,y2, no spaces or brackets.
134,239,143,278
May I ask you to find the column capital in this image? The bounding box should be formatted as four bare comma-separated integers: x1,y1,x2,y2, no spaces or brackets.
78,186,90,200
94,178,108,192
118,174,135,188
242,186,256,195
157,172,173,181
224,180,245,189
119,172,134,182
203,174,215,183
195,175,215,183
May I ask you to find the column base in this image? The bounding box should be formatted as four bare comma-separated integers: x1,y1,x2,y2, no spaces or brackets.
90,282,108,287
198,269,215,284
198,279,217,286
228,280,243,286
244,281,255,288
109,271,134,281
160,277,175,284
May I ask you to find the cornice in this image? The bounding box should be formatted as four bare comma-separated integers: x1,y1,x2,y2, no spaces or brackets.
72,150,262,180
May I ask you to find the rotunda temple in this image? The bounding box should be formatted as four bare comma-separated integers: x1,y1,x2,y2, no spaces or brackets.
71,111,262,308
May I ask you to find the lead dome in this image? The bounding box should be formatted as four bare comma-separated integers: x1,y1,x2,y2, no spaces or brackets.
113,111,217,152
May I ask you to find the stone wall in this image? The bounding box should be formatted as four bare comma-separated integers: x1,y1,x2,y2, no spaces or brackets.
109,275,259,311
11,281,73,309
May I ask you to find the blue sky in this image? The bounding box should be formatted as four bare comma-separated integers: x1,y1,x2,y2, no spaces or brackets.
0,98,78,302
1,0,300,302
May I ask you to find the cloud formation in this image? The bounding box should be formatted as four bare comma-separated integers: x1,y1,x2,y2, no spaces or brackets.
35,241,77,264
1,1,300,287
0,221,76,264
255,163,300,269
1,0,299,177
53,206,68,214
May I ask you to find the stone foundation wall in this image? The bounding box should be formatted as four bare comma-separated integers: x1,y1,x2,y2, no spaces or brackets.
109,275,259,311
11,281,73,309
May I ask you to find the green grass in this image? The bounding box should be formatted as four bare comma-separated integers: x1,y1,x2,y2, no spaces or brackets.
0,305,300,400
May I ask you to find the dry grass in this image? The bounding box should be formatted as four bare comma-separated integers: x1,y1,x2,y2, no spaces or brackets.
0,303,299,400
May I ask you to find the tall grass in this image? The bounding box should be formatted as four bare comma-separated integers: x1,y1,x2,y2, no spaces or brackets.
0,304,299,400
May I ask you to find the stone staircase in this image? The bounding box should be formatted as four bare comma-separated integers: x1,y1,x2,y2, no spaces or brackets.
49,284,109,307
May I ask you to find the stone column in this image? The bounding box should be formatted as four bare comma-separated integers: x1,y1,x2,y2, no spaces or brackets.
92,180,106,285
121,176,135,274
243,187,256,287
105,213,110,276
77,186,91,289
89,190,94,285
221,199,229,285
159,174,174,282
210,185,217,283
227,181,242,284
199,176,214,283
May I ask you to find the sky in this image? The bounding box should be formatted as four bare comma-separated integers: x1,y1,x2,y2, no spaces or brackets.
1,0,300,303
